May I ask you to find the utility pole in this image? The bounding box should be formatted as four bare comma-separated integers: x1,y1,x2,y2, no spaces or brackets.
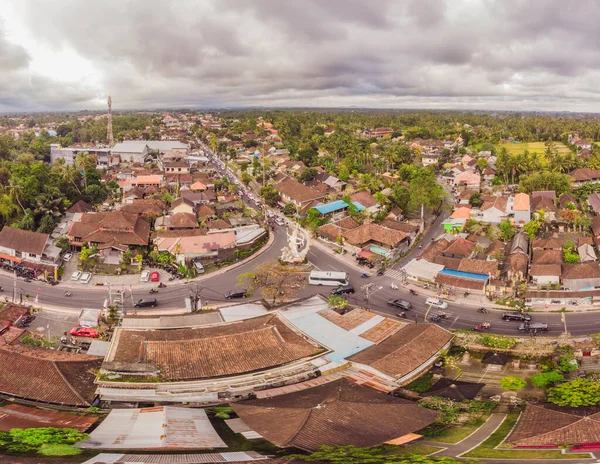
262,140,266,187
189,284,202,311
12,270,17,304
361,283,382,309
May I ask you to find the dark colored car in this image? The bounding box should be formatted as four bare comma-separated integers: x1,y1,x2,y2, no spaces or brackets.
519,322,549,332
387,299,412,310
134,298,158,308
226,289,248,299
331,284,355,295
502,312,531,322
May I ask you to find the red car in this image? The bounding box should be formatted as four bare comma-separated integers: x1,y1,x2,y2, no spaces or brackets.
70,327,99,338
150,271,160,282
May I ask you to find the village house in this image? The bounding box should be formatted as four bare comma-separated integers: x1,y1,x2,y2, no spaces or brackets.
510,193,531,225
562,263,600,291
276,177,325,211
479,196,508,224
530,264,561,286
454,171,481,189
164,161,190,175
0,227,61,272
588,193,600,214
422,151,442,166
350,191,381,215
342,223,410,255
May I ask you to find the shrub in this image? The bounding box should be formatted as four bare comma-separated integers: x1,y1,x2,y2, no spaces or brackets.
548,378,600,407
479,334,517,349
500,376,526,391
530,371,564,388
38,444,81,456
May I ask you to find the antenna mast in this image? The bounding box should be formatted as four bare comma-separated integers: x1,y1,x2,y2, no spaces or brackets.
107,95,114,147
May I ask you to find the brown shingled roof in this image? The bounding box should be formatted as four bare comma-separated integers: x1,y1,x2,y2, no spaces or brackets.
105,314,320,381
562,262,600,280
169,212,199,229
435,273,486,290
277,177,324,204
507,403,600,447
231,378,438,451
442,237,475,258
343,224,408,248
68,212,150,247
530,264,561,276
458,258,499,276
349,324,453,379
66,199,93,214
532,249,563,265
0,227,48,256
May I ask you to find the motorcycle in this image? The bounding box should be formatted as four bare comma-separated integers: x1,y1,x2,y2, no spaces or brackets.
409,289,417,295
158,282,167,288
377,269,384,276
149,288,158,294
24,278,31,283
64,291,72,297
464,291,470,297
399,312,407,319
361,273,369,278
428,315,442,323
477,307,488,313
423,283,430,289
475,322,491,331
390,283,399,290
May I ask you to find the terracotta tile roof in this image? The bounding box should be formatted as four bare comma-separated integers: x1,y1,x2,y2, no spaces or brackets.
442,237,475,258
359,318,405,344
458,258,499,276
107,314,319,381
0,227,48,256
508,403,600,446
349,324,453,379
207,218,231,230
487,240,506,256
0,404,97,432
343,224,408,248
562,263,600,280
335,217,360,230
379,219,418,233
570,168,600,182
169,212,199,229
318,308,375,331
277,177,324,204
350,191,377,208
450,207,471,219
532,237,564,250
121,199,166,215
231,378,438,451
531,196,557,212
506,253,528,274
68,212,150,247
434,255,462,270
532,249,563,265
589,193,600,213
530,264,561,276
421,238,451,262
435,273,486,290
0,344,101,406
512,193,530,211
196,205,216,218
66,200,93,214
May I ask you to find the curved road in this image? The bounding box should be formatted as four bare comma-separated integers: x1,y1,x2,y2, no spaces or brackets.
0,221,593,337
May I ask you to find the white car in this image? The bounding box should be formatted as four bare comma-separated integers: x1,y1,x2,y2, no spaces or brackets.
275,217,285,226
141,270,150,282
79,272,92,284
63,252,73,262
426,297,448,309
71,271,82,281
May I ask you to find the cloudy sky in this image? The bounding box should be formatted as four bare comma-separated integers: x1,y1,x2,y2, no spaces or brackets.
0,0,598,112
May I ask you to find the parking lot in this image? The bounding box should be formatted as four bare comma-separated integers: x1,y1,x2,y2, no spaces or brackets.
30,308,79,342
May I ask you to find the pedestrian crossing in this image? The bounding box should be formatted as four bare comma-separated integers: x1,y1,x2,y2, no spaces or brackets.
385,269,406,281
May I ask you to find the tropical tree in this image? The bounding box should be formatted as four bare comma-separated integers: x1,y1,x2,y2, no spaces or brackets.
500,376,526,391
294,445,462,464
237,260,307,305
547,378,600,407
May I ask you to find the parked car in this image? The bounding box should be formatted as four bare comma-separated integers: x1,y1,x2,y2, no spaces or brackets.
225,289,248,299
70,327,99,338
519,322,549,332
193,261,205,274
275,217,285,226
141,270,150,282
63,252,73,262
387,299,412,310
79,272,92,284
426,297,448,309
331,284,355,295
135,298,158,308
150,271,160,282
502,312,531,322
70,271,82,281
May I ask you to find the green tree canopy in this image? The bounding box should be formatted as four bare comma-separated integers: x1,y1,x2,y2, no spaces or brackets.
548,378,600,407
294,445,463,464
530,371,564,388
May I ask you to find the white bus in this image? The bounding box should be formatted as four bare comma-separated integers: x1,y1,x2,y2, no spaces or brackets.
309,271,349,286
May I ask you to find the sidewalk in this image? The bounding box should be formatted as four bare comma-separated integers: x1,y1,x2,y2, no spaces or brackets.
420,413,506,458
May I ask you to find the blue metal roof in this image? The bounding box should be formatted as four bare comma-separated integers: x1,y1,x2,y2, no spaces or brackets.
352,202,366,212
439,269,488,281
313,200,350,214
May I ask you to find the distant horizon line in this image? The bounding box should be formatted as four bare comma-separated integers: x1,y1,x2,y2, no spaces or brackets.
2,106,600,117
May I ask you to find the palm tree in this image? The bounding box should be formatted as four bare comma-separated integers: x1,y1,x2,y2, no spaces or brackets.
7,178,26,214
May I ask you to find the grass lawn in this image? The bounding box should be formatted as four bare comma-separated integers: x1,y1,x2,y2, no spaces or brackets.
499,141,572,156
422,414,490,444
37,444,81,456
404,371,433,393
463,412,591,459
392,444,443,456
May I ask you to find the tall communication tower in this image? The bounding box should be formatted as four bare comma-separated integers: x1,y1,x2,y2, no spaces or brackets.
107,95,114,147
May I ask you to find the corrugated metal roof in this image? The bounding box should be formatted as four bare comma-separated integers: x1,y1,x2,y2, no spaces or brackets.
219,304,268,322
81,452,270,463
121,312,223,329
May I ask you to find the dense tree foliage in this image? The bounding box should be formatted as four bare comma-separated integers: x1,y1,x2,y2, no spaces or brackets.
548,378,600,407
294,445,462,463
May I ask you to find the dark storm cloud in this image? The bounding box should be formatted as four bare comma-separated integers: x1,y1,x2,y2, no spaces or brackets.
3,0,600,111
